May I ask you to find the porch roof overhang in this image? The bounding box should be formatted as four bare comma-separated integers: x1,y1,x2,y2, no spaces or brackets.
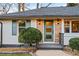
0,15,79,20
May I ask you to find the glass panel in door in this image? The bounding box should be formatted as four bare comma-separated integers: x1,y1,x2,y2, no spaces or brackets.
44,20,53,42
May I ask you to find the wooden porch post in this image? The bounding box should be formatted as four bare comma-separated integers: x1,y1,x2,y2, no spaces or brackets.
61,19,64,33
70,20,72,33
60,19,64,46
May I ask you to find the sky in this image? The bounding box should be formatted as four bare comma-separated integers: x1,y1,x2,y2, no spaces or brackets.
27,3,67,9
0,3,67,13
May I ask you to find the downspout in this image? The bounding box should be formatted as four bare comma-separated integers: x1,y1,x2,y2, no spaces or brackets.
0,22,3,47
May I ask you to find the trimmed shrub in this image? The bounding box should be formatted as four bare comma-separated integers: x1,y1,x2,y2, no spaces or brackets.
19,27,42,48
69,38,79,51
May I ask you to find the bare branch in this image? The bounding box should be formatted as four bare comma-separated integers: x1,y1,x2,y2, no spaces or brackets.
0,3,13,14
45,3,52,8
6,4,13,14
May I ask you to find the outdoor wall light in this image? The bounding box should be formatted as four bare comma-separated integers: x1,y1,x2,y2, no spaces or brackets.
38,20,41,25
56,18,61,24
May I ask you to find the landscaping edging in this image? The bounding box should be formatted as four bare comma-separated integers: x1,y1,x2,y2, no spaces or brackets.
0,51,29,54
0,51,34,56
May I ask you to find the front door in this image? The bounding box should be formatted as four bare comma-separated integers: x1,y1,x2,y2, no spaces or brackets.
44,20,54,42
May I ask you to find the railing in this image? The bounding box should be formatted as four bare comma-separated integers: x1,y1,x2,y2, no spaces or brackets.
59,33,64,47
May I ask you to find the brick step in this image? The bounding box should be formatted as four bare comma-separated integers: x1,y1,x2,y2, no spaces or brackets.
38,43,63,49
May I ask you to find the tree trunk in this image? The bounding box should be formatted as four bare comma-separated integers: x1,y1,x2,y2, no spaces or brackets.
36,42,39,49
30,43,32,47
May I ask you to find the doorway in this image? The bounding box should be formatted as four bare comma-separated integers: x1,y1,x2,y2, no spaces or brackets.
44,20,54,43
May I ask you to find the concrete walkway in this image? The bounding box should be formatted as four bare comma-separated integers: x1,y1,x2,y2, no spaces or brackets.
35,50,72,56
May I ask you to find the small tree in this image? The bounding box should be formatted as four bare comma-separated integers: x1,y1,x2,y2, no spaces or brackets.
19,27,42,48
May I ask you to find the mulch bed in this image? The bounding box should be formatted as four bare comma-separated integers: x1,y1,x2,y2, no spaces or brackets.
0,47,37,55
63,46,79,56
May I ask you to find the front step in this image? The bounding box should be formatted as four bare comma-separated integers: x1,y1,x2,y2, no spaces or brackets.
38,43,63,49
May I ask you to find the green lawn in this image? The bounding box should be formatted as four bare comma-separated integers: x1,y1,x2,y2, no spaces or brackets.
0,54,32,56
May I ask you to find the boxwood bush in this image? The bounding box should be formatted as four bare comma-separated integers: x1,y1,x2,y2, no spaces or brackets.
69,38,79,51
19,27,42,48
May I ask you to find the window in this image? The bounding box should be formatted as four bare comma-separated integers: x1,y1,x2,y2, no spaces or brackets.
19,20,31,34
19,20,25,33
64,21,70,33
72,21,79,32
19,21,25,28
26,20,31,28
12,20,17,35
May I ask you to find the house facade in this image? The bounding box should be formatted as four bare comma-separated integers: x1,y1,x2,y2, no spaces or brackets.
0,7,79,48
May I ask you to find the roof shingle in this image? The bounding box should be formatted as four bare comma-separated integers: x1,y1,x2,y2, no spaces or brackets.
0,7,79,18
